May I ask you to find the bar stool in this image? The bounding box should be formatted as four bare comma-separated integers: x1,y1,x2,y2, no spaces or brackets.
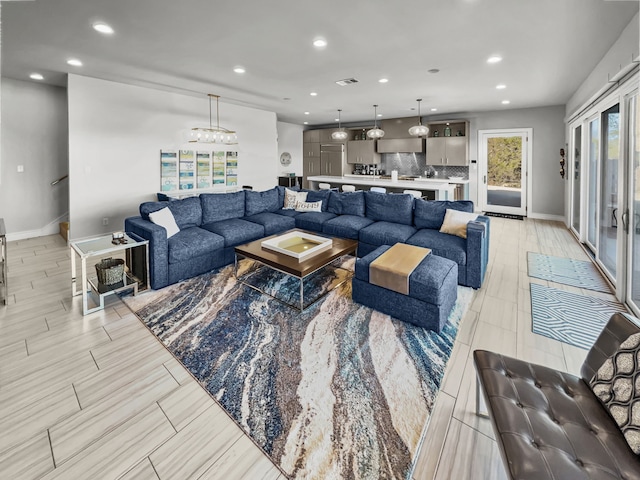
403,189,423,199
318,183,332,190
342,185,356,192
370,187,386,194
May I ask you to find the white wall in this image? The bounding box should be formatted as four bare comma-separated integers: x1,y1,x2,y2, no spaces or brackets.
566,12,639,120
427,105,566,218
67,75,278,240
276,121,303,177
0,78,68,237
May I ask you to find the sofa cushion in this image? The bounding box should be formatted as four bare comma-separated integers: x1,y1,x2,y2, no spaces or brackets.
303,189,331,212
201,218,265,247
406,229,467,265
295,201,323,212
243,212,295,236
327,191,366,216
414,200,474,229
167,227,225,264
245,187,280,216
140,196,202,229
283,188,308,209
277,185,299,208
294,212,337,232
273,208,304,218
201,191,246,224
322,215,374,240
364,191,414,225
359,222,417,247
440,209,479,239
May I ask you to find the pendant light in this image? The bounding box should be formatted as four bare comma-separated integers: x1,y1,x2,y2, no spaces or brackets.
366,105,385,139
331,109,349,141
408,99,429,137
189,94,238,144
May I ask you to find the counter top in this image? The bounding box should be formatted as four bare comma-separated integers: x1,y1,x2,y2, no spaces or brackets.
343,174,469,185
308,175,456,192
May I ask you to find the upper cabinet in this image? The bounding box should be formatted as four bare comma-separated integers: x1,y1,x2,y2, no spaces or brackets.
425,120,469,166
303,130,321,143
379,117,415,139
303,142,320,158
376,138,424,153
347,140,381,164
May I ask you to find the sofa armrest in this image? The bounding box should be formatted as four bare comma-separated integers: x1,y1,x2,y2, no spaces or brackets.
124,216,169,289
465,215,490,289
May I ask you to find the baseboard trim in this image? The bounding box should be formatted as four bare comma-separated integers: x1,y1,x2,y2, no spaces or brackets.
527,212,565,222
6,213,69,242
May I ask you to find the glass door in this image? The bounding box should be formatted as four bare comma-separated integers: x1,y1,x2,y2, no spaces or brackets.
586,116,600,251
627,93,640,314
598,104,620,281
571,125,582,235
478,129,531,216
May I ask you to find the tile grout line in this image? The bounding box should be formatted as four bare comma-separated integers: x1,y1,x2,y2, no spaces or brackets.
47,428,57,469
155,401,178,434
72,383,83,410
89,350,101,371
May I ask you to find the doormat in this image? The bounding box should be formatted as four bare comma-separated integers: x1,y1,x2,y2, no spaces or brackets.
530,283,627,350
483,212,524,220
527,252,611,293
122,259,474,480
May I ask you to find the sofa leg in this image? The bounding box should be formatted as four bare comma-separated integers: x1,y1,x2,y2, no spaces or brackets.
475,372,489,418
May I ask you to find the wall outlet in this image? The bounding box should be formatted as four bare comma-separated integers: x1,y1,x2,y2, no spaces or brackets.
102,217,109,226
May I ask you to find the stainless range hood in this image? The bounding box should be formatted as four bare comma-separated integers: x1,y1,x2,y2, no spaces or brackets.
376,138,424,153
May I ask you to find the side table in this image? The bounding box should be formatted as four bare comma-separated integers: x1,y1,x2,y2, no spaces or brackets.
70,232,149,315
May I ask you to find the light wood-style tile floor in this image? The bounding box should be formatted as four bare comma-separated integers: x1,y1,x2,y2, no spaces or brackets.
0,218,614,479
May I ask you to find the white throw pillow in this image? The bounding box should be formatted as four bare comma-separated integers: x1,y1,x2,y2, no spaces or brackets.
284,188,308,209
295,201,322,212
439,208,478,239
149,207,180,238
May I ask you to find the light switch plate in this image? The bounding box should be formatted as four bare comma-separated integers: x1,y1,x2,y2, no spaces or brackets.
17,165,24,173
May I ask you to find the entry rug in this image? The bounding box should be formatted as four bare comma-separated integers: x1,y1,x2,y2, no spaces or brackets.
483,212,524,220
528,252,611,293
123,258,474,480
530,283,627,350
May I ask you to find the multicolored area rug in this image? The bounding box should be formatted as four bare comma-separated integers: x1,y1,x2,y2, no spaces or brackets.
527,252,611,293
530,283,627,350
123,258,473,480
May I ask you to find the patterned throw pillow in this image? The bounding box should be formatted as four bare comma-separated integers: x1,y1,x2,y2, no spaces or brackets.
295,201,322,212
589,332,640,454
284,188,307,210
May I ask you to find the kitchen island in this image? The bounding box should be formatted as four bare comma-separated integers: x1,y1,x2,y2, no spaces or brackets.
307,175,468,200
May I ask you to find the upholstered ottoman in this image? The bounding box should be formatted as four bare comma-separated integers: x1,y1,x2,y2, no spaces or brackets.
352,244,458,332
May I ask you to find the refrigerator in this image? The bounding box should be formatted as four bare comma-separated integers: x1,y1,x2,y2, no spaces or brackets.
320,144,345,177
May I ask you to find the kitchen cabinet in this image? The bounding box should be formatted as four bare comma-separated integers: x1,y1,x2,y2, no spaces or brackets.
347,140,381,164
303,142,320,158
303,130,320,143
426,120,469,165
303,157,321,178
376,138,424,153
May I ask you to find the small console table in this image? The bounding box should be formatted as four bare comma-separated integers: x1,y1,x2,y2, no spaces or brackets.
70,232,149,315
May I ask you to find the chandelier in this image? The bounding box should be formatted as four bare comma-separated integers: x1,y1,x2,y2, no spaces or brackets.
408,99,429,137
190,94,238,144
331,109,349,141
366,104,385,139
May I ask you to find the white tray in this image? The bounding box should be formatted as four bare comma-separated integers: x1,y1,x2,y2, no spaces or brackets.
261,231,333,260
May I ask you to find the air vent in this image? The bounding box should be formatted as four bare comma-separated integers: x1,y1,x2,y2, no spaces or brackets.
335,78,359,86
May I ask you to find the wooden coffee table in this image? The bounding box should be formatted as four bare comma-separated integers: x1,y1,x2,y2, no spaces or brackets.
234,229,358,311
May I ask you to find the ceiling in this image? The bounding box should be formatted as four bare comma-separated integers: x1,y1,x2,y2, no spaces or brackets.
2,0,638,126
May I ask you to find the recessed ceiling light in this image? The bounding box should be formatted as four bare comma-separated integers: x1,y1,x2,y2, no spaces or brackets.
430,108,438,112
310,92,318,96
303,121,309,125
67,59,83,67
378,78,389,83
487,55,502,64
377,113,383,117
313,38,327,48
29,73,44,80
496,84,506,89
501,100,510,105
233,66,246,74
92,22,114,34
304,112,310,115
335,118,339,122
428,69,440,74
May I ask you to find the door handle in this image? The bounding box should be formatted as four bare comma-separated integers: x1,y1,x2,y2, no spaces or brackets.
483,175,487,184
622,209,629,233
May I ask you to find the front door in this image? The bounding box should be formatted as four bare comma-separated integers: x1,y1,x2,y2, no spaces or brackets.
478,129,531,216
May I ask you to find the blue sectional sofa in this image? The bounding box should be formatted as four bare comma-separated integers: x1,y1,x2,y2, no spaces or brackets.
124,186,490,290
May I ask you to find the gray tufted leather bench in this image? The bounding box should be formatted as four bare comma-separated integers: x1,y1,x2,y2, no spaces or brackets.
474,313,640,480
